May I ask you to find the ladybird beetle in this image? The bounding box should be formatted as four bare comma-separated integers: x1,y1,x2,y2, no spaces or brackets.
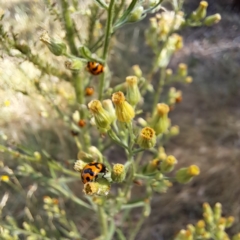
81,162,108,184
86,62,104,75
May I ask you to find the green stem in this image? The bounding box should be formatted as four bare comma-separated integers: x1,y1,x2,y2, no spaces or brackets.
73,73,84,105
98,205,108,238
113,0,126,24
99,0,115,100
60,0,78,55
0,145,37,162
52,184,92,210
152,67,166,115
123,154,135,197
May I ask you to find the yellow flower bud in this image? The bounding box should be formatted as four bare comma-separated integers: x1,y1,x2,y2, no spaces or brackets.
111,164,126,183
169,125,180,137
112,91,135,123
34,151,41,161
217,217,226,229
137,127,156,149
88,146,103,163
83,179,110,196
102,99,116,122
185,76,193,83
195,1,208,20
151,179,172,193
143,200,151,217
214,202,222,222
166,68,173,81
202,203,214,226
188,165,200,176
187,224,195,234
215,225,226,240
145,158,160,173
92,196,104,206
196,220,206,235
88,100,113,130
158,147,167,160
72,110,80,123
160,155,177,173
175,35,183,50
128,6,144,22
176,165,200,184
137,117,147,127
204,13,221,26
132,65,142,78
40,31,66,56
178,63,188,77
175,229,193,240
77,151,95,162
126,76,141,107
226,216,234,228
151,103,170,135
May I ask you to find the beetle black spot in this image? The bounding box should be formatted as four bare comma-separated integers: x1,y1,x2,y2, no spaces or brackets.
86,176,90,182
83,168,94,176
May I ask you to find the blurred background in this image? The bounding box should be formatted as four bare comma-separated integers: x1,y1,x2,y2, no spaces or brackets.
1,0,240,239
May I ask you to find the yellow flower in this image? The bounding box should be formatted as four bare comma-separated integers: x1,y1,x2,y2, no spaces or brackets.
132,65,142,78
88,100,114,130
195,1,208,20
187,165,200,176
102,99,116,122
160,155,178,173
145,158,160,173
0,175,9,182
185,76,193,83
112,91,135,123
111,164,126,183
226,216,235,228
204,14,221,26
151,103,170,135
176,165,200,184
177,63,188,77
83,179,110,196
137,127,156,149
4,100,10,107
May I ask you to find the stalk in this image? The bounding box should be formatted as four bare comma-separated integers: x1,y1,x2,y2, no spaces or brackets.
98,0,115,100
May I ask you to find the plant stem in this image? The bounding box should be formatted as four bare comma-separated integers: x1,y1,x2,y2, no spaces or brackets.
97,205,108,238
73,73,84,105
152,67,166,115
60,0,78,55
99,0,115,100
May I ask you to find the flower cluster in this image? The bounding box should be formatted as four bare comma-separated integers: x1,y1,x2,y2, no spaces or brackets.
174,203,239,240
71,74,201,197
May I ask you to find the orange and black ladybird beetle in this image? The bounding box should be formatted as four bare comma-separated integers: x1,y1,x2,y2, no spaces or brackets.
81,162,108,184
86,61,104,75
